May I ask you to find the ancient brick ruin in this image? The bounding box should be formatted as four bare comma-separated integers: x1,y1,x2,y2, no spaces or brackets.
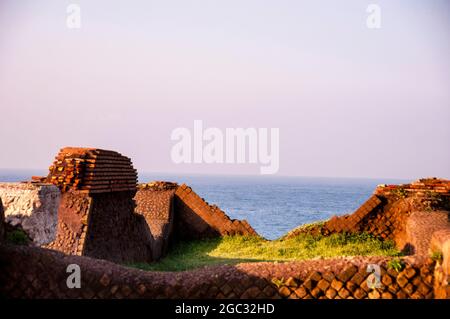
41,147,257,263
45,147,153,263
283,178,450,298
287,178,450,255
0,147,449,299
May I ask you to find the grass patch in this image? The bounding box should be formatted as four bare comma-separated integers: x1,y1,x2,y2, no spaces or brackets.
129,233,401,272
6,229,30,245
281,220,325,238
387,257,405,272
430,251,443,263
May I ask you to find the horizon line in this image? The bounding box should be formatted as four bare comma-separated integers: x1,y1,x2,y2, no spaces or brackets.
0,167,434,182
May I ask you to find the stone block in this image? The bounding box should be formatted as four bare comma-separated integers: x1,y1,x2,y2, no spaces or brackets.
0,183,60,245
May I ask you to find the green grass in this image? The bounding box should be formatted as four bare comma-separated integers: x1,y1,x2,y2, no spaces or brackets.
387,257,406,272
129,233,401,272
281,220,326,238
5,229,30,245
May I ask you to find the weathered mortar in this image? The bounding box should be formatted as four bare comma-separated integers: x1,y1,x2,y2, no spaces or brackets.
0,182,60,246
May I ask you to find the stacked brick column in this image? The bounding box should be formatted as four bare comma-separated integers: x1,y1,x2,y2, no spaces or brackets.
45,147,153,263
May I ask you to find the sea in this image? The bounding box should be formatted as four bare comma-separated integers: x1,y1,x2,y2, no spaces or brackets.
0,169,407,240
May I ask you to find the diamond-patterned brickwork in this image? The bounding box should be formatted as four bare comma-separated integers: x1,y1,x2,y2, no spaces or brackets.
0,244,441,299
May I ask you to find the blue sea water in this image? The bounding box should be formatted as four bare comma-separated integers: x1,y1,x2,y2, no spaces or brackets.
0,169,407,240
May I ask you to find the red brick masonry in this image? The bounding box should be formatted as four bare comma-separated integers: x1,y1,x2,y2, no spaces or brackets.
0,244,440,299
2,162,449,299
45,148,153,263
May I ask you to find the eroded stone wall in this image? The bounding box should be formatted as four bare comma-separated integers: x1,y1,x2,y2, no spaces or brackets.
0,182,60,246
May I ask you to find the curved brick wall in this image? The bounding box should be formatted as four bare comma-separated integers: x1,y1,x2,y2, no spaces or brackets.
0,243,439,299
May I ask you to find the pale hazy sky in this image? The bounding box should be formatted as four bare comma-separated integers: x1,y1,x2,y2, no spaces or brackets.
0,0,449,179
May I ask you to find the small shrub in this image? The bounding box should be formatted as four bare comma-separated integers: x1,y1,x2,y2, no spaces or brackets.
387,258,405,272
430,251,443,263
271,278,285,288
422,192,447,211
392,188,408,199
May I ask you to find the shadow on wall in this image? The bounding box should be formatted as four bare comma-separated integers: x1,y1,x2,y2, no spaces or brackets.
173,184,258,241
174,196,221,240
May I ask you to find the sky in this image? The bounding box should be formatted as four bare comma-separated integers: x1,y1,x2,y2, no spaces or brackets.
0,0,449,179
